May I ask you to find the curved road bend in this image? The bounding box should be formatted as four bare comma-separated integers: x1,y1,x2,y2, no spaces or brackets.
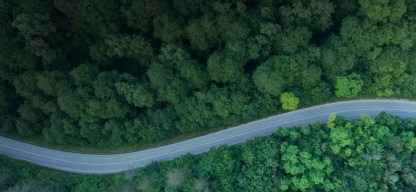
1,99,416,174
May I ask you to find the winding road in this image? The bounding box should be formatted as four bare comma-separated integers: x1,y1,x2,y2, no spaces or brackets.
1,99,416,174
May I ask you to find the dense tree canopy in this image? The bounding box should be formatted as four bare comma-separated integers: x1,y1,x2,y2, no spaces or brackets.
2,113,416,191
0,0,416,155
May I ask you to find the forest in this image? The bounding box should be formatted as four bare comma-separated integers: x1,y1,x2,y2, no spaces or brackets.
1,113,416,191
1,0,416,149
1,1,416,191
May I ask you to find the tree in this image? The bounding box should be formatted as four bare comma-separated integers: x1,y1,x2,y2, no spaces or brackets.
35,71,64,96
309,82,333,103
214,11,249,43
43,112,80,145
159,45,209,89
176,59,209,89
147,62,188,104
54,0,121,38
329,126,354,155
277,26,312,54
200,146,235,177
12,72,39,99
335,73,364,98
193,177,210,192
115,82,154,108
147,45,209,103
339,16,377,56
300,65,322,90
275,54,310,87
279,0,335,32
327,113,337,129
186,15,220,51
102,119,126,148
78,120,106,145
120,0,169,34
6,181,52,192
137,176,153,192
152,13,185,44
320,35,357,81
246,22,280,59
89,34,154,65
12,13,57,63
166,168,188,189
252,56,285,96
368,47,407,96
280,92,299,111
358,0,407,23
185,5,249,51
56,78,92,121
207,48,247,83
279,141,334,191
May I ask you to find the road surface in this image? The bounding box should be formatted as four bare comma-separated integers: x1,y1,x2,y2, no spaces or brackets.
1,99,416,174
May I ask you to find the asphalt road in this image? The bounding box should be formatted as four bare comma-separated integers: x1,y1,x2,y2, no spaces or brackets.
1,99,416,174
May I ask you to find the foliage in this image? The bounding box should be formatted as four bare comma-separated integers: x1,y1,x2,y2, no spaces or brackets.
335,73,364,98
1,0,416,165
280,92,300,111
2,113,416,191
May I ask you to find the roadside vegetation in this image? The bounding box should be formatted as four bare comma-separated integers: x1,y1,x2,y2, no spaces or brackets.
2,113,416,191
1,0,416,191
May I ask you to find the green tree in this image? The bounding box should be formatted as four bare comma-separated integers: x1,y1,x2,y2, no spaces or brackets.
43,112,80,145
368,47,407,96
120,0,169,34
327,113,337,129
102,119,126,148
246,22,280,59
35,71,64,96
252,56,285,96
185,4,249,51
280,92,299,111
207,48,247,83
115,82,154,108
358,0,407,23
300,65,322,90
279,0,335,32
166,168,188,189
54,0,121,38
309,82,333,103
147,64,187,104
277,26,312,54
147,45,209,103
200,146,235,177
186,15,220,51
159,45,209,89
177,59,209,89
12,13,57,63
329,126,354,155
335,73,364,98
89,34,154,65
16,101,45,136
152,13,185,44
321,35,357,80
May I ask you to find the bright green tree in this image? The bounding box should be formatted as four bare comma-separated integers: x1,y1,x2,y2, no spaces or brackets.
280,92,300,111
335,73,364,98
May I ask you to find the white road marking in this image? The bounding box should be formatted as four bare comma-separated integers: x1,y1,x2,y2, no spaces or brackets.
0,100,416,173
